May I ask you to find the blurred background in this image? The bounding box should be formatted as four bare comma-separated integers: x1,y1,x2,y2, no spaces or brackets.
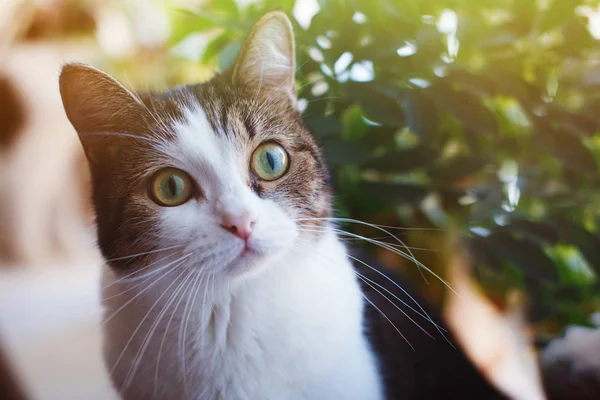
1,0,600,399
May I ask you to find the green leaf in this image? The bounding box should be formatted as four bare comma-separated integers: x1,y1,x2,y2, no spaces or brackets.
479,232,560,284
306,116,343,139
428,81,498,136
428,156,489,182
548,217,600,274
562,17,595,52
484,71,543,109
357,181,429,204
363,126,398,148
186,9,245,32
201,32,231,64
264,0,295,12
503,219,559,245
317,0,347,13
342,105,370,140
539,0,577,32
548,106,599,138
551,244,596,285
344,82,404,126
306,12,332,37
218,41,242,71
353,35,409,60
210,0,239,16
380,0,420,23
302,100,328,120
365,146,438,172
534,120,598,175
401,89,439,141
322,141,370,166
169,10,220,45
445,67,499,98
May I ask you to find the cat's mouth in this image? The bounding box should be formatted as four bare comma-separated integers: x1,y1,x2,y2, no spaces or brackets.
227,242,262,268
240,244,258,258
225,237,285,275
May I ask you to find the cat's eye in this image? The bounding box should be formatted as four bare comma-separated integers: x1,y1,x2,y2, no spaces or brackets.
251,142,289,181
149,168,194,207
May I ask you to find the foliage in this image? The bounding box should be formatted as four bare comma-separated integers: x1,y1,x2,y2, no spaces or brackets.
170,0,600,337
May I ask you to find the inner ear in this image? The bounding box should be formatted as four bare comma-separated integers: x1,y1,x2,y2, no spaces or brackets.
232,11,296,97
60,63,145,135
59,63,148,165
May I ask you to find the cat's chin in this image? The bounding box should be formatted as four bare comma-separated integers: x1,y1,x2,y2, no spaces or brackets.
225,244,286,279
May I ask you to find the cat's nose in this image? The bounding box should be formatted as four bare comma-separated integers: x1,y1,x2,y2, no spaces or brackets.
220,212,257,240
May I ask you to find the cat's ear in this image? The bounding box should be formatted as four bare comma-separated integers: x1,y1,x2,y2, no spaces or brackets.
232,11,296,99
59,63,146,164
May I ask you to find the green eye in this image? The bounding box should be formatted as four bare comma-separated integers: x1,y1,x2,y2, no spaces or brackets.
149,168,193,207
251,142,289,181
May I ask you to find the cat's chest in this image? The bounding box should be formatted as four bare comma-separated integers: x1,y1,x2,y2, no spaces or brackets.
181,264,382,400
102,237,384,400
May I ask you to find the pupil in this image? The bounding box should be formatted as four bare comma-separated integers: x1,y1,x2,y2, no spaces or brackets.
167,176,178,196
266,151,276,171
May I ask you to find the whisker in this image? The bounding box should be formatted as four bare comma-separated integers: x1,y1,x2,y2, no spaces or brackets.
302,96,341,104
103,253,194,326
298,217,432,283
297,225,457,296
154,270,201,397
333,232,436,251
199,269,213,352
122,268,198,391
295,74,325,93
354,273,434,339
109,262,190,380
349,261,446,332
295,240,414,350
102,251,185,290
104,244,184,263
295,216,445,231
363,292,414,350
298,226,421,263
346,254,452,345
294,240,445,338
110,252,192,286
181,270,213,395
296,225,455,344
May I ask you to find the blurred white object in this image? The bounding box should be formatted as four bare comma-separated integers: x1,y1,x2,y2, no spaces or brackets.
293,0,319,29
541,314,600,399
0,259,117,400
543,324,600,372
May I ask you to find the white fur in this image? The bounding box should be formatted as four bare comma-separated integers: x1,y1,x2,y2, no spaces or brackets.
101,105,384,400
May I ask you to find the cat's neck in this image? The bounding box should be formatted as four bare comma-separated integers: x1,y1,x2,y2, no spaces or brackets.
102,225,383,400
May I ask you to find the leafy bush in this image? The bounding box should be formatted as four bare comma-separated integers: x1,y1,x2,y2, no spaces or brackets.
171,0,600,337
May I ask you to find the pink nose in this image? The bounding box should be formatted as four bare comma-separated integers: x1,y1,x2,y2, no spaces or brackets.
220,212,256,240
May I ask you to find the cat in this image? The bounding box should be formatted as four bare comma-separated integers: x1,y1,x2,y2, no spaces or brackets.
59,11,507,400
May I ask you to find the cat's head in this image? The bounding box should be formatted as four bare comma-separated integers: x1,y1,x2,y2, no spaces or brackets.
59,12,331,280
